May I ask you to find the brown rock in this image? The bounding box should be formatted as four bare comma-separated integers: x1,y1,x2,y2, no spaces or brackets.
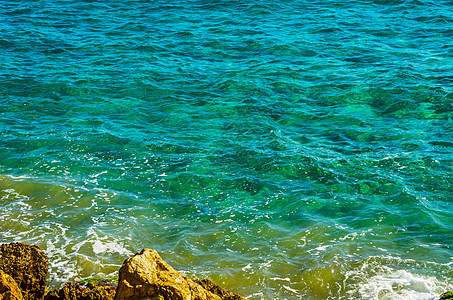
194,279,246,300
115,249,223,300
44,281,115,300
0,269,24,300
0,243,48,300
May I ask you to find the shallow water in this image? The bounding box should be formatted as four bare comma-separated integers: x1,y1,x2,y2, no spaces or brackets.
1,0,452,298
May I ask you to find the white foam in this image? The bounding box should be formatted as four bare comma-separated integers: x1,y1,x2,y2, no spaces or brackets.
242,263,252,271
270,277,290,282
92,239,131,255
283,285,299,294
315,245,329,251
347,265,452,300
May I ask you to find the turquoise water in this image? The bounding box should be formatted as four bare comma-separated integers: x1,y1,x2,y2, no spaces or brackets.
1,0,452,298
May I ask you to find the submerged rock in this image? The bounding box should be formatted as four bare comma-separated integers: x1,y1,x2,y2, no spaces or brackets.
0,243,48,300
115,248,247,300
44,281,115,300
0,269,24,300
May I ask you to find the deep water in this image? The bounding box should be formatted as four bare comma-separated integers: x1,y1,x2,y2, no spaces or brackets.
1,0,452,299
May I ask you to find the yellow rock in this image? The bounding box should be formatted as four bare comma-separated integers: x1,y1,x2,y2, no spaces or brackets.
0,243,48,300
115,248,222,300
0,269,24,300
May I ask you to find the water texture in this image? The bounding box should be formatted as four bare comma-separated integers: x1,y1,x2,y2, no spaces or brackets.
0,0,452,299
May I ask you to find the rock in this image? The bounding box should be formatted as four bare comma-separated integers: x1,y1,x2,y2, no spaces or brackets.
441,291,453,299
0,269,24,300
0,243,48,300
79,279,117,292
194,279,247,300
116,248,244,300
44,281,115,300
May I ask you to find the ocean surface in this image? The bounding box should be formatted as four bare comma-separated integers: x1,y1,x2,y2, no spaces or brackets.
1,0,452,299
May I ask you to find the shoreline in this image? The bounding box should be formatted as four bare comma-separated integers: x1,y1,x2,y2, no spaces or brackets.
1,242,452,300
0,242,248,300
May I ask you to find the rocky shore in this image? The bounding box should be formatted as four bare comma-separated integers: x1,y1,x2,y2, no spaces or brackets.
0,243,247,300
1,242,452,300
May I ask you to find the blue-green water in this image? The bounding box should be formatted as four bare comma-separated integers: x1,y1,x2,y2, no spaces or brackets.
1,0,452,298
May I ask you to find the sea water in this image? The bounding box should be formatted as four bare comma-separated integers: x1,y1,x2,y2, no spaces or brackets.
0,0,452,299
